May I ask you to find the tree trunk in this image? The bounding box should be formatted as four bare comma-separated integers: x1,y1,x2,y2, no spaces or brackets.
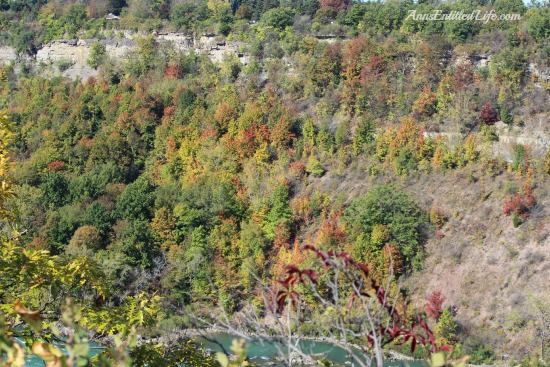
375,346,384,367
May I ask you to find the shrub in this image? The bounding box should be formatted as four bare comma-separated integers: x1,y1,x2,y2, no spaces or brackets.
512,212,523,227
503,185,536,218
464,339,496,364
56,58,75,72
429,205,446,229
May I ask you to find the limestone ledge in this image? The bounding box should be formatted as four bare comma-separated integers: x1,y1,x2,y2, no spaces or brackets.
0,32,251,79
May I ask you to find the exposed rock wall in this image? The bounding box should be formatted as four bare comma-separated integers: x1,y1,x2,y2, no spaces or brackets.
36,39,90,64
3,31,549,82
424,118,550,161
0,32,250,79
0,46,18,64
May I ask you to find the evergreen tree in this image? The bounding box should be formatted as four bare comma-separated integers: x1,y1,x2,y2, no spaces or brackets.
264,184,292,240
352,116,376,155
435,308,459,346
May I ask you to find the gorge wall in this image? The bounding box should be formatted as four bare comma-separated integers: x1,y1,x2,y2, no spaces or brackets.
1,33,549,161
0,32,250,80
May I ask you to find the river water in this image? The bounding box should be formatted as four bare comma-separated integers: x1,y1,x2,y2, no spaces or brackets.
197,332,427,367
24,332,428,367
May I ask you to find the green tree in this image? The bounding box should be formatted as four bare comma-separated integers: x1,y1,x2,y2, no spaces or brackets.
216,4,234,35
238,219,267,291
527,7,550,44
117,176,156,221
185,225,211,298
352,116,376,155
161,225,210,303
9,25,36,55
490,48,527,83
87,41,106,69
45,204,84,254
61,3,88,38
41,172,69,209
170,3,200,29
66,225,102,256
344,185,425,269
261,7,295,30
302,119,316,148
177,175,242,230
0,112,158,367
70,163,123,201
442,3,480,42
84,201,114,237
306,156,325,176
263,184,292,240
129,36,158,76
434,308,459,346
493,0,526,15
117,219,159,268
393,146,418,175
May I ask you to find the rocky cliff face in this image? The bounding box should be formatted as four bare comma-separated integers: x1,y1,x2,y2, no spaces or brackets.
0,46,18,65
0,32,250,79
4,31,549,84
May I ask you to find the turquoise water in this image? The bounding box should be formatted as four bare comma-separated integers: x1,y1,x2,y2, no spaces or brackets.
20,338,104,367
23,333,428,367
197,332,427,367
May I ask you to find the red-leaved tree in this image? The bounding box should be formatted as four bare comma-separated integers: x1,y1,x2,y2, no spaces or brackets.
274,245,448,367
425,290,445,320
503,185,536,217
319,0,350,13
478,101,499,125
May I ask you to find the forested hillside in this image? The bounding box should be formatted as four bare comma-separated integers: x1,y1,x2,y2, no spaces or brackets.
1,0,549,365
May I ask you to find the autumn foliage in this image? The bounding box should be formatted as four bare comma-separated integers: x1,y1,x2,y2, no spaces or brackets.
478,101,499,125
47,160,65,172
503,185,536,217
425,290,445,320
276,245,449,354
319,0,350,13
